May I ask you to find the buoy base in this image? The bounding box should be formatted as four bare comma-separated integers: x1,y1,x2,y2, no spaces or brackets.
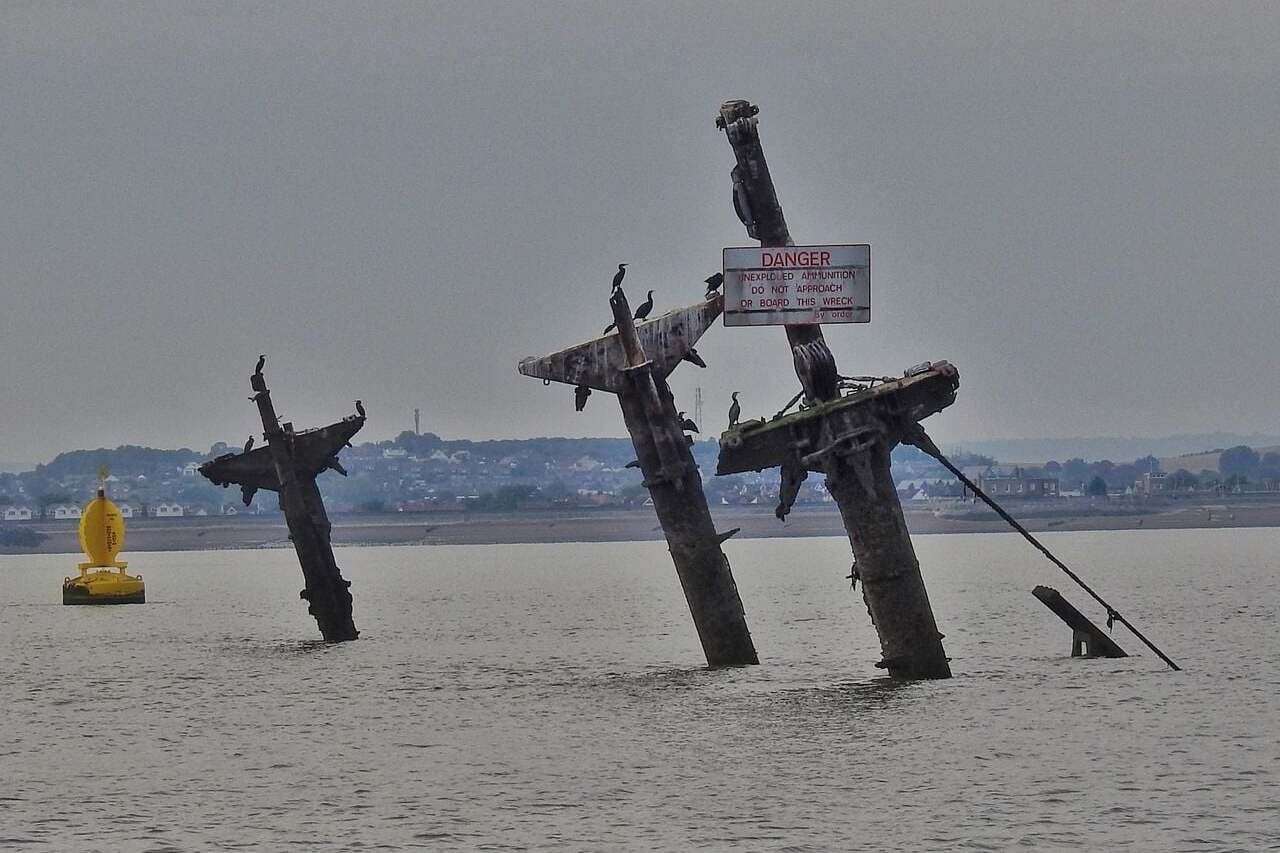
62,568,146,606
62,588,146,605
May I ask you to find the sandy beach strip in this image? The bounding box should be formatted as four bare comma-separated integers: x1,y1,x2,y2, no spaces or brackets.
4,498,1280,555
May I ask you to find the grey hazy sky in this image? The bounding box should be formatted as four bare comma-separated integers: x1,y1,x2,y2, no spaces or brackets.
2,2,1277,463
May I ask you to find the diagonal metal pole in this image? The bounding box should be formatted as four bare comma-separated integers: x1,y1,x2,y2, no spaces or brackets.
905,425,1181,672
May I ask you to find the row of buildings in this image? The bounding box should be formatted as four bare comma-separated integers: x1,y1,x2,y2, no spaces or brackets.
3,501,220,522
898,467,1224,504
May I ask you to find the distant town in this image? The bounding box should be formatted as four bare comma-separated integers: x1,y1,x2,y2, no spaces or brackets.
3,428,1278,538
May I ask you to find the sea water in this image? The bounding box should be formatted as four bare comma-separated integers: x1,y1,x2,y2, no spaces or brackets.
2,529,1276,850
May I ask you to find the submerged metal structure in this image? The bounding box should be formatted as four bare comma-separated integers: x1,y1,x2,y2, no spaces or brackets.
199,358,364,642
716,99,954,679
1033,585,1129,659
519,290,758,666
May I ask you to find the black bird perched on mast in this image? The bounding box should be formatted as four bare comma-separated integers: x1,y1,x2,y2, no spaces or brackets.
633,290,655,321
355,400,366,418
704,272,724,299
678,411,699,433
728,391,741,427
255,354,266,376
612,263,628,291
243,435,254,453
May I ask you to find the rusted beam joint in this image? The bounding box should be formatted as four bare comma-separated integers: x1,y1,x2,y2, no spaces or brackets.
801,425,882,468
621,362,655,382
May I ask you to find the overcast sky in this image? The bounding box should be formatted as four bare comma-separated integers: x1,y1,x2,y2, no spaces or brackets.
2,2,1277,463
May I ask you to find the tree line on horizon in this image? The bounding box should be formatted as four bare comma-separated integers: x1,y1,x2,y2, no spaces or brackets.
4,438,1279,517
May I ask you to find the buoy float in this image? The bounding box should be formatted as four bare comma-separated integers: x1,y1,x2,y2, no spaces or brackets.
62,479,145,606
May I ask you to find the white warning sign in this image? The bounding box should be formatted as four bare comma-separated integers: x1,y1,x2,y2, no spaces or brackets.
723,244,870,327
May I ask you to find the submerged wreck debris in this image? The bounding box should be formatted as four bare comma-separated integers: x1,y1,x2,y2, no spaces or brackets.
199,357,364,642
519,287,758,667
716,98,1180,676
1033,586,1128,659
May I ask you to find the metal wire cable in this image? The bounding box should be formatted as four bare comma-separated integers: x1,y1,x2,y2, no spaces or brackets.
904,424,1182,672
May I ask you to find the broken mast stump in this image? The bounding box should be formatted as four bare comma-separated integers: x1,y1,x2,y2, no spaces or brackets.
1033,585,1128,659
716,98,951,679
519,289,758,667
199,358,364,642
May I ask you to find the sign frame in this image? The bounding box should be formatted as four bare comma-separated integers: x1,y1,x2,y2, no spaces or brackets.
722,243,870,327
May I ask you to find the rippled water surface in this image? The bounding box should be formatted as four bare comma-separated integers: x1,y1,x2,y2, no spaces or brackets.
3,529,1277,851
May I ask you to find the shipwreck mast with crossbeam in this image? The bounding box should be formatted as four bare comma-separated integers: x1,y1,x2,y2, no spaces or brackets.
716,99,953,679
199,358,364,642
519,290,758,667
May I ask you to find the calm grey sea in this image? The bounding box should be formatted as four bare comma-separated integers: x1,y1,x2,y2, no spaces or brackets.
2,529,1276,851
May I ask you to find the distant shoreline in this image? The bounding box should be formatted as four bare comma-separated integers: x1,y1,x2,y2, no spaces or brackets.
4,498,1280,555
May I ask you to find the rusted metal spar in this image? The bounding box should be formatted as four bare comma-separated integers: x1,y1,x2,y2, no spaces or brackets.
519,290,758,666
717,99,951,678
1033,586,1128,659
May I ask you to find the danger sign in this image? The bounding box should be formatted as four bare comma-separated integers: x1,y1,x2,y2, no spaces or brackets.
723,244,870,327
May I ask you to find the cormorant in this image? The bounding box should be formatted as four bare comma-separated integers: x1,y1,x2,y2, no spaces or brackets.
355,400,366,418
612,263,628,291
574,385,591,411
255,354,266,375
633,290,654,321
704,272,724,298
243,436,254,453
678,411,699,433
681,348,707,368
728,391,741,427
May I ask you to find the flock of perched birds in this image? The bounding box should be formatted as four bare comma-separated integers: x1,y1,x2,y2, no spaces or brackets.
573,264,742,448
601,265,725,334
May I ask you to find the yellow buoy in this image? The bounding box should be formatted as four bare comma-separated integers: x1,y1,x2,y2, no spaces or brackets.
79,488,126,567
63,482,145,605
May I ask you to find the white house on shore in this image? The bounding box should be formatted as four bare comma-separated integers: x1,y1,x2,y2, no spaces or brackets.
3,506,33,521
49,504,82,520
150,502,184,518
